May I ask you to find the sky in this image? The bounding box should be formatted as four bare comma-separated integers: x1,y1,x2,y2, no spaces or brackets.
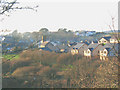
0,0,119,33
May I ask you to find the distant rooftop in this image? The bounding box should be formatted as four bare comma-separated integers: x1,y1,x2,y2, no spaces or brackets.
101,36,111,41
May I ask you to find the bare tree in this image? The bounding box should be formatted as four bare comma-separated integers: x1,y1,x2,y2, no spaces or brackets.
107,16,120,60
0,0,38,33
108,16,119,42
0,0,38,15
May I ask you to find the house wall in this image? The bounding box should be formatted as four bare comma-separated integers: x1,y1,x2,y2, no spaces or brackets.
71,49,79,55
92,49,99,56
60,49,65,52
79,44,88,56
98,38,109,44
92,45,102,56
110,39,118,43
100,48,117,60
99,49,108,57
100,56,108,60
109,49,117,56
99,49,109,60
40,45,45,48
84,49,91,56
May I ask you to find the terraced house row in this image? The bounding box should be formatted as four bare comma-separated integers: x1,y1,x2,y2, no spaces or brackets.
38,36,119,60
71,36,119,60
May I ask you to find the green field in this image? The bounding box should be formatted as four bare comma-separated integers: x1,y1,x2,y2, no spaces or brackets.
3,54,19,60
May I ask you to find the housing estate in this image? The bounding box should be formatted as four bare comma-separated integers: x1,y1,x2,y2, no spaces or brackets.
38,35,119,60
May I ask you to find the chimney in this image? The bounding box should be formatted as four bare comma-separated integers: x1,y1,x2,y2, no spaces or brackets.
41,35,46,43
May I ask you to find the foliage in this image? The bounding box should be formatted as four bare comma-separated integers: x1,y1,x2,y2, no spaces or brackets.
2,49,118,88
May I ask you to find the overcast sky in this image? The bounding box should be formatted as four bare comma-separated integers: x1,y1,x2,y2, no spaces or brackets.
0,0,119,33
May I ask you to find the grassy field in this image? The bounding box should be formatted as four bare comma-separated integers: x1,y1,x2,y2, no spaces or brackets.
3,54,19,60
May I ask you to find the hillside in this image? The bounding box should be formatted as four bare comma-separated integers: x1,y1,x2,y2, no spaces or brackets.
2,49,118,88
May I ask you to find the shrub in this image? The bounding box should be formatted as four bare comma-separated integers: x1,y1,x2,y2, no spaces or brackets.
37,66,51,75
2,59,11,74
12,66,41,77
10,57,32,72
57,53,75,65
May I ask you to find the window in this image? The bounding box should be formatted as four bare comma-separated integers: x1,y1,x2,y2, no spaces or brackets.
104,51,107,54
98,51,99,53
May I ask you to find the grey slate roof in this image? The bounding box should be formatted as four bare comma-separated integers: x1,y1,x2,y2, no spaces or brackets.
56,44,69,50
40,41,59,52
99,43,119,51
99,36,111,41
40,47,53,52
110,36,118,39
88,48,94,51
103,36,111,41
105,48,111,52
84,43,99,51
68,42,77,46
73,43,85,49
88,43,99,48
40,41,50,46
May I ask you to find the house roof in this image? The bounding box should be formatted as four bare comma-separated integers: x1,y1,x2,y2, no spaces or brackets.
84,43,99,51
40,41,49,46
68,42,77,46
88,48,94,51
99,43,119,51
88,43,99,48
40,41,59,52
40,47,53,52
105,48,111,51
90,40,98,43
48,45,59,52
82,40,91,45
73,43,85,49
110,43,119,52
99,36,111,41
110,36,118,40
83,42,90,45
56,44,69,50
103,43,118,48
